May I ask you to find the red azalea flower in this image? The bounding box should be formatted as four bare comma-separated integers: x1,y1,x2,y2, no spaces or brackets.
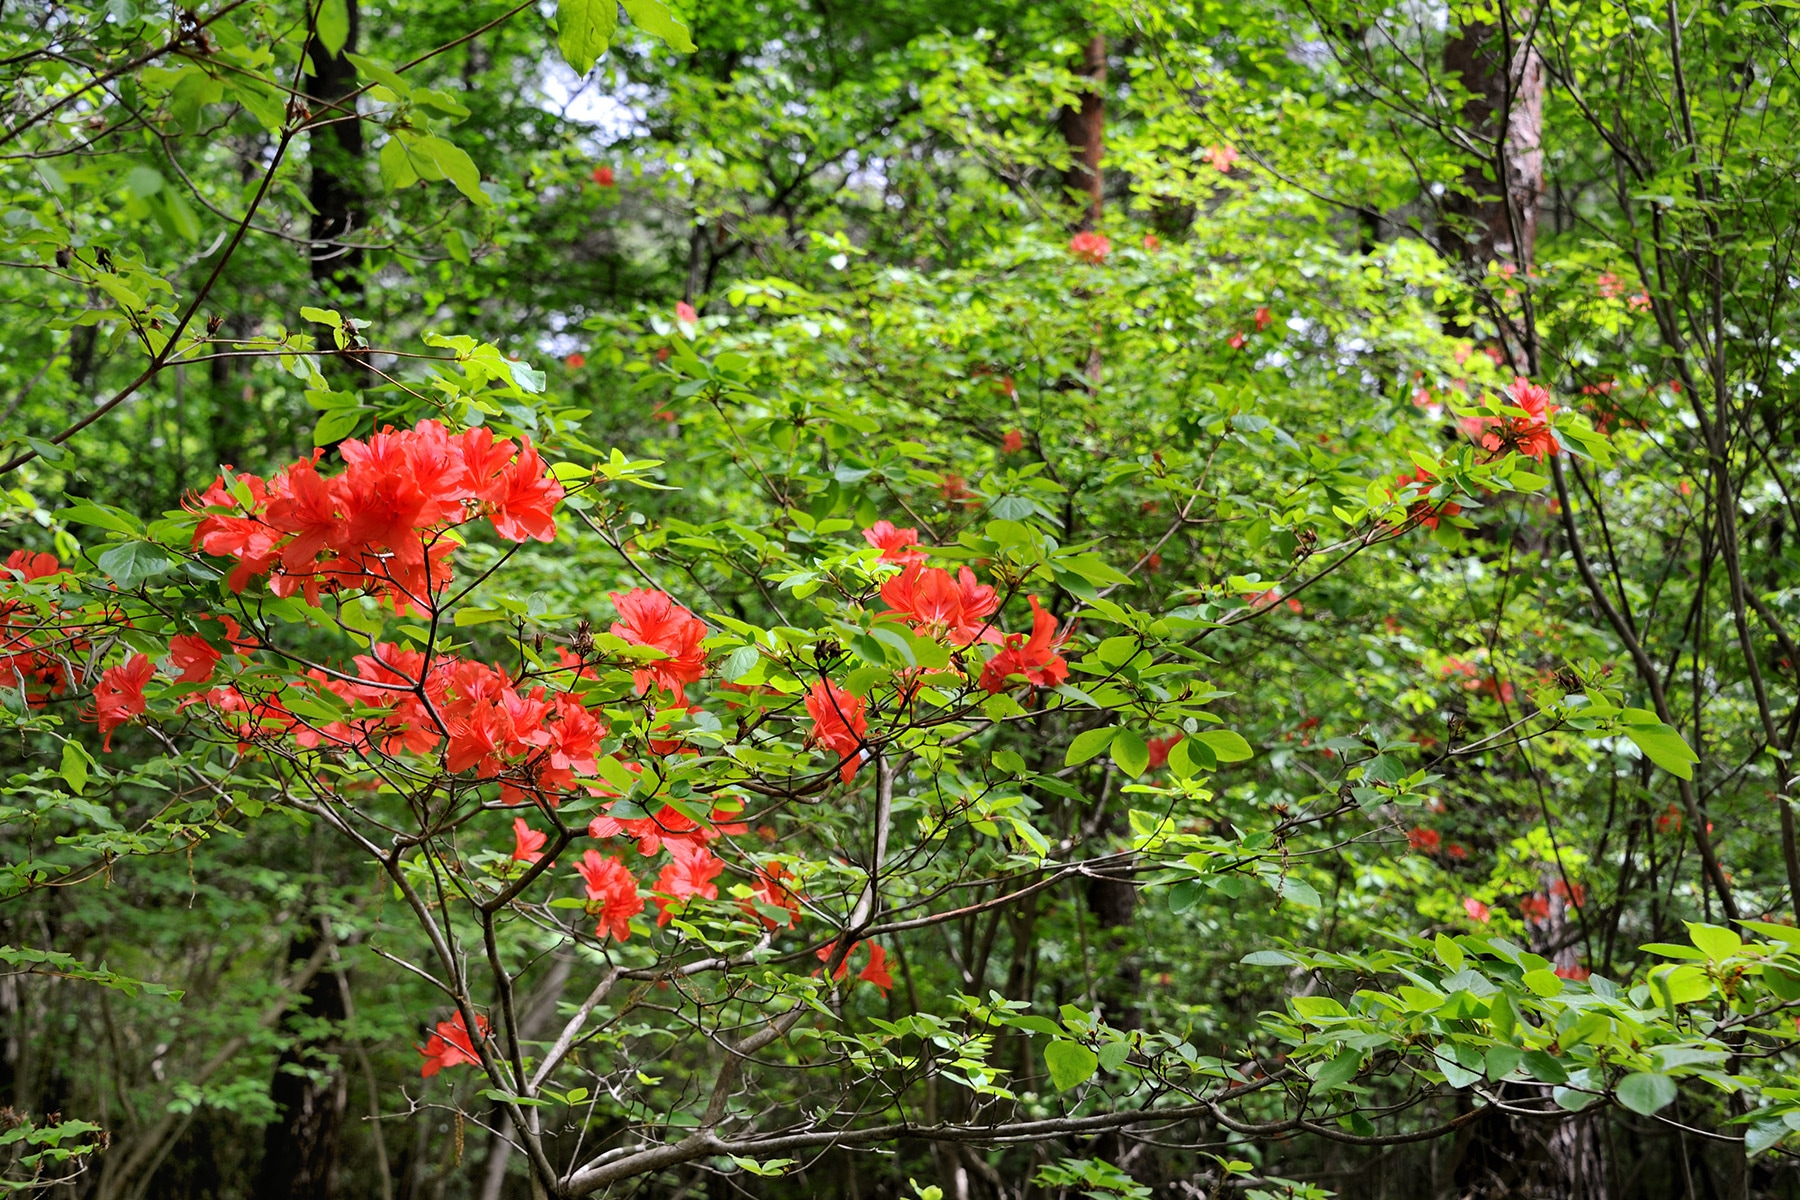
1207,144,1240,173
167,634,223,684
1254,306,1273,331
418,1011,488,1078
1001,429,1024,454
815,939,858,981
1550,879,1586,909
609,589,708,700
862,520,926,565
676,301,698,325
1069,231,1111,263
879,563,1001,646
1479,377,1561,460
805,680,868,782
858,943,893,993
89,653,154,750
1406,826,1441,853
4,550,60,580
1142,234,1161,252
1462,897,1491,923
565,352,586,369
977,596,1069,694
1146,734,1183,769
1228,331,1247,350
743,862,803,929
653,841,725,925
938,473,972,505
1519,894,1550,923
592,165,615,187
575,849,643,941
511,817,547,864
1393,467,1462,530
1554,963,1591,982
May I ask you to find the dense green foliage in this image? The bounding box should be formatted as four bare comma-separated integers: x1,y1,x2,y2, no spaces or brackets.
5,1,1800,1198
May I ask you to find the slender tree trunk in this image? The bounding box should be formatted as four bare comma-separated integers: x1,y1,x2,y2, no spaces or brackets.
306,0,365,304
1058,35,1105,231
1441,18,1544,273
252,922,349,1200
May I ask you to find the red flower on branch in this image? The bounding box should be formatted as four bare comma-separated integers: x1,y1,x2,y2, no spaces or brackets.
167,634,222,683
744,862,803,929
653,841,725,925
88,652,153,750
1393,467,1462,530
879,563,1000,646
805,680,868,782
609,589,708,700
1069,231,1111,263
418,1011,488,1078
858,942,893,993
1406,827,1441,853
575,849,644,941
1478,377,1560,460
511,817,547,864
592,165,615,187
1462,897,1491,924
862,521,926,565
1001,429,1024,454
978,596,1068,694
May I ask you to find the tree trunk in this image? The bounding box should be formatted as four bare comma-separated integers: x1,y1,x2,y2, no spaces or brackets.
1058,36,1105,231
306,0,365,304
251,923,348,1200
1441,18,1545,273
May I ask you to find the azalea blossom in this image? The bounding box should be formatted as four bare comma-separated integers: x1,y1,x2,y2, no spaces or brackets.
744,862,802,929
565,352,586,368
653,841,725,925
609,589,708,700
879,563,1001,646
1069,230,1111,263
858,942,893,993
805,679,868,782
511,817,547,864
1206,144,1240,172
1146,734,1183,769
1393,467,1462,530
1254,306,1273,331
676,301,698,325
592,165,615,187
418,1011,487,1078
1476,377,1560,460
1462,897,1491,923
167,634,222,684
862,521,926,565
978,596,1069,694
576,849,644,941
1001,429,1024,454
89,652,154,750
1406,826,1441,853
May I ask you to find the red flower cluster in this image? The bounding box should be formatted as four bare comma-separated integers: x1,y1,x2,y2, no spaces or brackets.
880,563,1001,646
813,940,894,993
609,589,708,700
576,848,644,941
419,1011,487,1077
1069,231,1111,263
190,421,563,612
0,550,72,708
1001,429,1025,454
862,521,926,565
805,680,868,782
978,596,1069,694
1406,826,1441,853
512,818,547,864
745,862,803,929
1146,734,1183,769
1393,467,1462,530
89,652,153,750
652,840,725,925
1476,377,1560,460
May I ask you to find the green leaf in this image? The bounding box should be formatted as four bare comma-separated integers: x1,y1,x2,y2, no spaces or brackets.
720,646,760,682
1520,1050,1568,1084
316,0,349,58
1650,964,1712,1006
1685,921,1742,961
96,541,174,589
1194,730,1253,762
60,741,91,795
1312,1049,1361,1090
1521,968,1564,997
1617,1072,1678,1116
621,0,696,52
556,0,618,75
1240,949,1294,966
1044,1040,1098,1091
1624,722,1698,780
60,501,143,537
411,136,489,205
313,406,367,446
1110,729,1149,778
1064,726,1116,766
